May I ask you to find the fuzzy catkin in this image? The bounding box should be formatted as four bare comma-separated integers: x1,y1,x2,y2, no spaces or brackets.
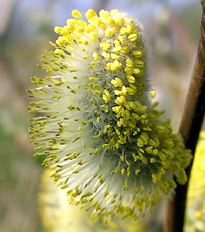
28,9,192,220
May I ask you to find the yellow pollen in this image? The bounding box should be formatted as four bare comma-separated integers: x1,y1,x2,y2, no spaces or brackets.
100,42,111,51
103,90,111,103
111,78,123,87
90,32,98,42
85,25,96,33
92,52,99,61
115,96,126,105
85,9,97,20
102,52,111,59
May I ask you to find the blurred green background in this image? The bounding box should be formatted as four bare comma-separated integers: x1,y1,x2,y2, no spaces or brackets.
0,0,202,231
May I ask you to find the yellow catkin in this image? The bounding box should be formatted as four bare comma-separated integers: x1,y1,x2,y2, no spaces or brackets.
29,9,192,221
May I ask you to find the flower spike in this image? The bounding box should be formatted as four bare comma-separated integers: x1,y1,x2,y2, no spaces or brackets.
186,132,205,231
28,9,192,219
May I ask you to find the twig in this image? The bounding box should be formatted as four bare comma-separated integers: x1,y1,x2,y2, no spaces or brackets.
164,1,205,232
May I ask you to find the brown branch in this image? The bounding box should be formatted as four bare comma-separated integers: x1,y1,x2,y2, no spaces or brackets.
164,1,205,232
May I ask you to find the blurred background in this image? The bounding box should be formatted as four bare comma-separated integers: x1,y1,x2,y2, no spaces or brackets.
0,0,202,231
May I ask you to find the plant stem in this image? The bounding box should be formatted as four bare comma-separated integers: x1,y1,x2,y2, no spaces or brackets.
164,1,205,232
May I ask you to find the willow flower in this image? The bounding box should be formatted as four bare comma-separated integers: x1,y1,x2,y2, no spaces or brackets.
28,9,192,220
186,132,205,232
39,169,145,232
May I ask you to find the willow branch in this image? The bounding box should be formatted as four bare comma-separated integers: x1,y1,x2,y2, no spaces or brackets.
164,1,205,232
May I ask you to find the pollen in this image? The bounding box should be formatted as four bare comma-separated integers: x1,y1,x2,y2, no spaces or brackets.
72,10,83,19
29,8,192,221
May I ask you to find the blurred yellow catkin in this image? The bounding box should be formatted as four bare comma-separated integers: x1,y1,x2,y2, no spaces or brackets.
186,131,205,232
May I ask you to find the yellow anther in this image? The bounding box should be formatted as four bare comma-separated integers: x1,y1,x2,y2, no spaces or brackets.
121,86,127,96
105,16,115,26
145,146,152,154
105,27,116,37
87,11,101,25
103,90,111,103
100,42,111,51
134,106,147,114
133,68,141,75
92,52,99,61
114,60,122,68
150,158,156,163
100,22,106,30
125,17,134,24
123,101,133,110
158,152,167,161
102,144,109,149
140,132,149,143
112,46,121,52
85,25,96,33
114,40,120,47
124,67,133,75
99,10,110,21
102,52,111,59
117,118,123,127
112,106,122,114
106,61,122,71
83,40,89,45
135,169,141,175
124,109,131,119
121,169,125,175
110,9,120,15
66,19,77,25
83,55,88,59
128,33,138,42
132,50,143,58
137,137,144,147
127,25,134,34
163,139,174,148
111,53,120,60
119,135,126,144
85,9,97,19
111,77,123,87
127,75,135,83
94,90,101,94
118,35,125,44
115,96,126,105
121,46,130,54
66,24,75,32
120,27,127,35
152,174,158,184
72,10,82,19
127,85,137,95
156,125,167,133
76,26,84,33
89,76,95,81
54,26,62,34
150,90,156,98
78,20,87,27
90,32,98,42
135,59,145,68
114,86,127,96
126,58,134,67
